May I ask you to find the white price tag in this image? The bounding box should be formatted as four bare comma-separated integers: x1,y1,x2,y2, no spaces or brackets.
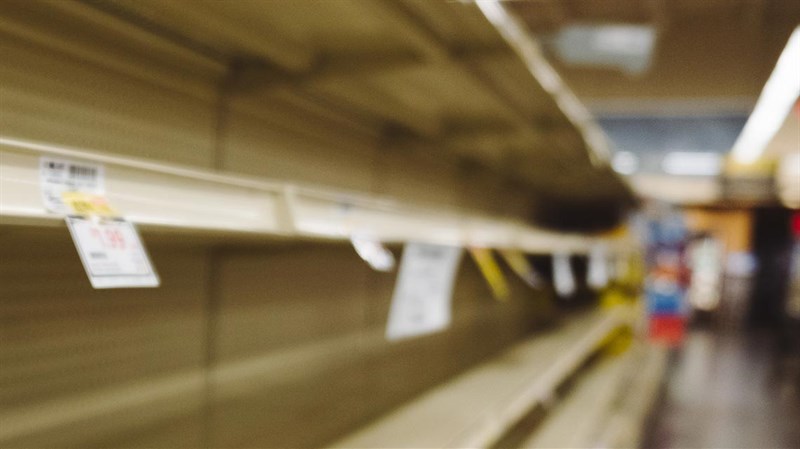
65,217,159,289
587,244,609,289
352,235,395,272
386,243,462,341
553,252,576,298
40,157,105,213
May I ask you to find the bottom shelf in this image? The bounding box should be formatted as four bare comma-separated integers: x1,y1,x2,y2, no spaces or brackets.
328,307,632,449
517,342,668,449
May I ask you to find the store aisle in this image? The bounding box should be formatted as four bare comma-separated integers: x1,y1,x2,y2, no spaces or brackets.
644,328,800,448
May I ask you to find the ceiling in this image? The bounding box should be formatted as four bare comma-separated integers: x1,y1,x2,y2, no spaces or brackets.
510,0,800,114
506,0,800,206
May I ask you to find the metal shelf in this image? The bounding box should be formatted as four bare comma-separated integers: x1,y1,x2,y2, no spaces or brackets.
1,137,619,253
0,137,287,236
519,342,668,449
327,307,634,449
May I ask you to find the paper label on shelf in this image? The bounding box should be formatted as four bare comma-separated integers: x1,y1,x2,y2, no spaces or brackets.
587,244,609,289
351,235,395,272
553,252,576,298
386,243,462,341
469,247,510,301
65,216,159,289
61,192,119,218
499,249,542,288
40,157,105,213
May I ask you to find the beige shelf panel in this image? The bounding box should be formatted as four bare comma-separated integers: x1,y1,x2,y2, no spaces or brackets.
0,137,287,236
281,187,619,253
519,348,634,448
520,342,669,449
285,187,467,246
328,307,633,449
1,136,620,253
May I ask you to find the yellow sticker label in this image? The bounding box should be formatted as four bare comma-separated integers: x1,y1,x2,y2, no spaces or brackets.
469,247,510,301
499,249,541,288
61,192,119,218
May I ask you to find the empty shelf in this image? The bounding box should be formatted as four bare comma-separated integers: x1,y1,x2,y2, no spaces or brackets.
1,137,623,253
328,307,632,449
519,342,668,449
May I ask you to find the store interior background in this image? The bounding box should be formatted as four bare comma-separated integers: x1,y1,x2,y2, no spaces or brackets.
1,1,799,448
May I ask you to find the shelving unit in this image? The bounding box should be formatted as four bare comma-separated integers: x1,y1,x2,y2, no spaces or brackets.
1,136,620,253
0,137,287,235
516,342,668,449
328,306,636,449
0,2,644,448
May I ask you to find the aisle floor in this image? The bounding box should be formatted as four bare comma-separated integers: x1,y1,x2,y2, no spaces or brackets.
644,328,800,448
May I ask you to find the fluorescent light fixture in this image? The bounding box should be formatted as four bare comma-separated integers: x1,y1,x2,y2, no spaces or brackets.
594,25,654,55
731,26,800,164
552,24,656,75
661,151,723,176
611,151,639,175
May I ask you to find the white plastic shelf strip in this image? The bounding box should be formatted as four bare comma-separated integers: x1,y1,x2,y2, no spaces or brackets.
329,307,632,449
286,187,469,246
0,137,617,252
0,137,286,235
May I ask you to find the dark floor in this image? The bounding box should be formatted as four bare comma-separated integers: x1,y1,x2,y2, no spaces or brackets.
644,327,800,449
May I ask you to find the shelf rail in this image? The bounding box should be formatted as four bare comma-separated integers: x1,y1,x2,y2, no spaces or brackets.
328,307,634,449
1,136,625,253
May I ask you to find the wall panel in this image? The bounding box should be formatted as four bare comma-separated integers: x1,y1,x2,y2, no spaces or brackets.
0,3,560,447
209,244,371,448
222,109,379,193
0,32,217,168
0,229,210,448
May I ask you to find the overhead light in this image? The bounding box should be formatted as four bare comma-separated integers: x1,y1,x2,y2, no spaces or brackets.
731,26,800,164
550,24,657,75
661,151,723,176
611,151,639,175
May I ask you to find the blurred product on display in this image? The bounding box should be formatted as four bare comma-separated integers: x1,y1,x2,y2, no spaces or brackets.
644,204,689,346
553,251,577,298
788,213,800,320
587,243,610,290
686,234,724,312
600,250,645,310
